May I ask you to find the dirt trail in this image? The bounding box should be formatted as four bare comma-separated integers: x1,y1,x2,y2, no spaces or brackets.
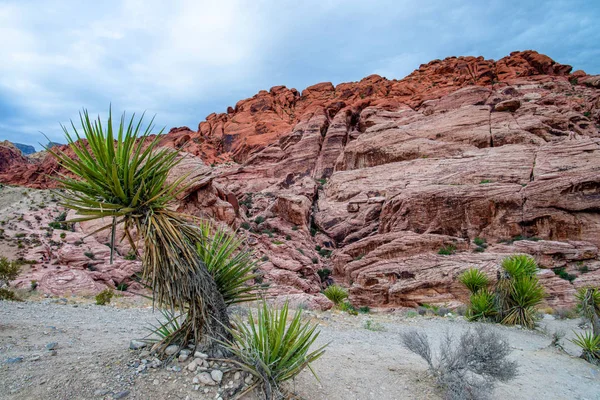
1,300,599,400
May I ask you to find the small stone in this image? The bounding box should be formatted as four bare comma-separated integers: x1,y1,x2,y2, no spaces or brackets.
234,372,240,381
129,340,147,350
153,379,159,385
178,354,189,362
94,389,110,396
211,369,223,383
180,349,191,356
245,376,253,384
187,360,198,372
172,366,182,372
165,345,179,356
196,372,216,386
113,390,130,399
5,357,24,364
194,351,208,359
45,342,58,350
140,350,151,358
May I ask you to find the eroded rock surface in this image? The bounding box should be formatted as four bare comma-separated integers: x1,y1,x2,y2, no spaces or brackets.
2,50,600,309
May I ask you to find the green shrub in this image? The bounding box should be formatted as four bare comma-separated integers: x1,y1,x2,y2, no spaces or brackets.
60,232,66,239
459,268,489,294
358,306,370,314
285,234,291,240
84,252,95,259
240,222,251,230
500,275,545,328
501,254,538,278
30,280,38,290
95,289,114,305
116,283,128,291
554,267,576,282
473,237,487,248
311,257,318,264
15,233,26,238
0,257,21,301
291,225,298,231
339,301,358,315
317,268,331,282
363,319,385,331
479,179,492,184
570,331,600,365
221,301,327,398
145,308,183,343
318,248,332,258
323,284,348,305
438,244,456,256
254,216,265,225
575,287,600,321
124,251,137,260
466,289,497,321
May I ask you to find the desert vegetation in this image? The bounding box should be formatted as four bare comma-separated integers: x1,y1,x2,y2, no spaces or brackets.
459,254,545,328
401,326,518,400
46,108,325,398
571,287,600,364
0,256,21,300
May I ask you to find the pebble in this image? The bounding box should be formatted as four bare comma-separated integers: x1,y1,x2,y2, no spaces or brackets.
113,390,130,399
5,357,24,364
194,351,208,359
211,369,223,383
45,342,58,350
187,360,198,372
129,340,147,350
94,389,110,396
172,366,182,372
178,354,189,362
195,372,216,386
165,345,179,356
234,372,240,381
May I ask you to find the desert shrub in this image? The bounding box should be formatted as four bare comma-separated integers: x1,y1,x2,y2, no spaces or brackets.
459,269,489,294
145,308,183,343
84,251,95,259
221,301,327,399
553,307,578,320
438,244,456,256
124,251,137,260
95,289,114,305
401,326,518,400
473,237,487,248
461,255,545,329
15,233,26,238
311,257,318,264
363,319,385,331
466,290,497,322
116,283,128,291
359,306,370,314
339,301,358,315
317,268,331,282
291,225,298,231
30,280,38,290
254,216,265,225
417,306,428,316
573,287,600,362
240,222,251,230
318,248,332,258
0,257,21,301
285,234,291,240
323,284,348,305
570,331,600,365
500,275,545,328
553,267,576,282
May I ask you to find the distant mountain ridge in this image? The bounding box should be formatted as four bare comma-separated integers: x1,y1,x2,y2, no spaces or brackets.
13,143,36,155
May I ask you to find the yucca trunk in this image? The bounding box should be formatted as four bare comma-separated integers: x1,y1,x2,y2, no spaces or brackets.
138,210,232,353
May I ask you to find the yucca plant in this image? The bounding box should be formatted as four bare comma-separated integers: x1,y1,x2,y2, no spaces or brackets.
145,308,184,343
196,220,259,306
575,287,600,336
323,284,348,305
221,301,327,400
466,289,497,322
459,268,489,294
501,275,545,329
48,108,231,353
570,331,600,365
501,254,538,279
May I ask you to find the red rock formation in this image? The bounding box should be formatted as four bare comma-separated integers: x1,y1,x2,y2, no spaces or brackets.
3,50,600,310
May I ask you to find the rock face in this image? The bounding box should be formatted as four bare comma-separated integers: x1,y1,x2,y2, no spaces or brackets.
2,50,600,309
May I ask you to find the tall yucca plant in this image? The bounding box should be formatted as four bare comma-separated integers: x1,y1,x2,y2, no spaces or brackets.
48,108,231,353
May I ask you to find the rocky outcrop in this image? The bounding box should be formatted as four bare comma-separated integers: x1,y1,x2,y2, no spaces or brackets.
3,50,600,310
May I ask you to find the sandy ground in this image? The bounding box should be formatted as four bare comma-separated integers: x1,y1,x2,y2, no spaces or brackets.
1,299,599,400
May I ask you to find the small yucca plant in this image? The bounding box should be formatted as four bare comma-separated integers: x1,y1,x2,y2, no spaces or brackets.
196,220,259,306
570,331,600,365
323,284,348,305
222,301,327,399
501,275,545,329
459,268,489,294
466,289,497,322
145,309,183,343
501,254,538,279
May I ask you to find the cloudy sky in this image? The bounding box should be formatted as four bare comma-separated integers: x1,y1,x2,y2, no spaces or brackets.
0,0,598,150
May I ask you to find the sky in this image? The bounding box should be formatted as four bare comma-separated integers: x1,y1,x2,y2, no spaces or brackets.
0,0,599,150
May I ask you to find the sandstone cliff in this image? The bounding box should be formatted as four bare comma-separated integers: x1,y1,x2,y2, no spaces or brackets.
2,50,600,309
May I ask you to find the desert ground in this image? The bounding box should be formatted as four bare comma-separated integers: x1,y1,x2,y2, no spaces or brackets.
1,297,599,400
